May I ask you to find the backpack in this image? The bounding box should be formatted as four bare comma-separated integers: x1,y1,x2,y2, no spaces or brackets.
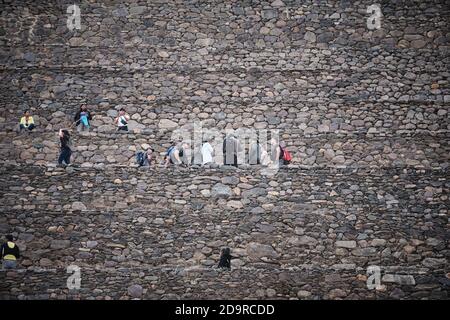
80,113,90,127
120,116,128,126
166,146,175,156
136,151,147,166
281,146,292,164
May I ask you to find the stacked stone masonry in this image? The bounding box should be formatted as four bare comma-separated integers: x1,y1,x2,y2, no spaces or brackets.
0,0,449,299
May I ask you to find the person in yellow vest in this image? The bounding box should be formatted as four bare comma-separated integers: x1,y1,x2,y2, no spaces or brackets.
19,110,36,132
1,235,20,269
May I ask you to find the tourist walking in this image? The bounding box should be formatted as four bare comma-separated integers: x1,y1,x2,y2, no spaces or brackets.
58,129,72,167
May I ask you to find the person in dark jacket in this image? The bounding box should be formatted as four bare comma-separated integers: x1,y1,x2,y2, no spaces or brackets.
74,104,92,132
217,247,233,269
58,129,72,167
222,134,242,167
1,235,20,269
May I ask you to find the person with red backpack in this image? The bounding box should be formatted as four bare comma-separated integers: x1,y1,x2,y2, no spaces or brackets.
279,141,292,165
270,139,292,166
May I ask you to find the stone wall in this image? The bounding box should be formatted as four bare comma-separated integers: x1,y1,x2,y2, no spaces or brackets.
0,0,449,134
0,0,449,300
0,165,448,299
1,130,448,168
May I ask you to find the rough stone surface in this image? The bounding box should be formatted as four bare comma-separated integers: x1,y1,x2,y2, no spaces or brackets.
127,284,143,298
211,183,232,198
247,243,279,260
71,202,87,211
336,241,357,249
0,0,448,301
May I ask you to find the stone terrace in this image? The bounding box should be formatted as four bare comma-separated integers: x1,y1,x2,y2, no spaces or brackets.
0,0,449,299
0,165,448,299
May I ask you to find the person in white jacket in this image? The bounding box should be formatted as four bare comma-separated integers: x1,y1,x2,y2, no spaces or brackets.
201,138,214,165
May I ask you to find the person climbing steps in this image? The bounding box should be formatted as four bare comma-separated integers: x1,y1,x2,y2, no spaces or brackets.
58,129,72,167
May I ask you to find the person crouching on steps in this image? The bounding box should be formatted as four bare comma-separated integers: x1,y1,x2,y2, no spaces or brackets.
58,129,72,167
218,247,233,270
19,110,36,132
163,141,181,167
147,147,155,166
1,235,20,270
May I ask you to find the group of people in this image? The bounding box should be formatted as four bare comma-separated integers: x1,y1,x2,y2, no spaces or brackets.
59,106,131,166
9,107,294,271
146,135,291,168
56,106,131,167
17,107,292,168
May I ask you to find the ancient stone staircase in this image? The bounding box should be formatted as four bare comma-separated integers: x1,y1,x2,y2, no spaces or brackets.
0,130,448,169
1,265,446,300
0,164,448,299
0,0,449,300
